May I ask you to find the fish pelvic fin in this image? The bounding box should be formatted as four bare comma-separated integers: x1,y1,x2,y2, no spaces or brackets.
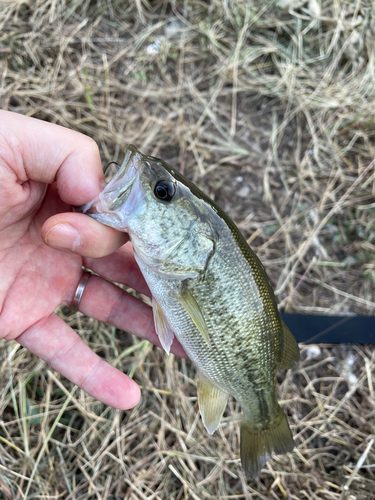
240,405,294,480
152,297,174,355
278,321,300,370
197,373,229,434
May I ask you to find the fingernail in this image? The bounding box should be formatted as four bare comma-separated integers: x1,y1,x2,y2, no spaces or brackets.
45,224,81,251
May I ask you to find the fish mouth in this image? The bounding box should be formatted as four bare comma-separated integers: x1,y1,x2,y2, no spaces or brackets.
76,145,145,228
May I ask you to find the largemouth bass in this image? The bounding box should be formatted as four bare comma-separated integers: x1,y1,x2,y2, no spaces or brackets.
79,145,300,478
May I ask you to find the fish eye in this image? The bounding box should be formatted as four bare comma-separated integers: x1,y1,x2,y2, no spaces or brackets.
154,180,175,202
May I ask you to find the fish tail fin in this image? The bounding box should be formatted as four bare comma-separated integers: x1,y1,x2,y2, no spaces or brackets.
240,406,294,479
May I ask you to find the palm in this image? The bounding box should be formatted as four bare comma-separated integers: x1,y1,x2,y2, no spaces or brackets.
1,184,82,341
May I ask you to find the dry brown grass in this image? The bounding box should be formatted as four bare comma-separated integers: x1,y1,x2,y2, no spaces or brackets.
1,0,375,498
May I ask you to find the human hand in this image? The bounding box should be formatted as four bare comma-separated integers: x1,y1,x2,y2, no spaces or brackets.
0,111,185,410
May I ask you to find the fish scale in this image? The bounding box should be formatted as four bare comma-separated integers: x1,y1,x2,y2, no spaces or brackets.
79,145,300,479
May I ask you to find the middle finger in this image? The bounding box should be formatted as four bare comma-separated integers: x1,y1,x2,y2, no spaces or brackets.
77,274,187,358
83,243,151,297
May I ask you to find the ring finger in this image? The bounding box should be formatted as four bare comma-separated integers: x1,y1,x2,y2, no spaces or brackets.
76,274,187,358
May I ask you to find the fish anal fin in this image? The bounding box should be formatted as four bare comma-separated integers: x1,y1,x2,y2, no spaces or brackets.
241,405,294,479
278,321,300,370
174,285,210,347
197,373,228,435
152,297,174,355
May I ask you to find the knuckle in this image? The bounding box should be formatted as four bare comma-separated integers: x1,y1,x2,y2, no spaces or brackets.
46,336,81,372
79,357,103,390
83,136,100,158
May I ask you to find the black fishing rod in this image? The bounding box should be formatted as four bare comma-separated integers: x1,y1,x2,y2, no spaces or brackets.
281,313,375,345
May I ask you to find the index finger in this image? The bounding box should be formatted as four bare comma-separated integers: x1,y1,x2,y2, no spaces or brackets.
0,110,104,206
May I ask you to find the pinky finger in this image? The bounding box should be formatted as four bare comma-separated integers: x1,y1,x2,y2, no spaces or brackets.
17,313,140,410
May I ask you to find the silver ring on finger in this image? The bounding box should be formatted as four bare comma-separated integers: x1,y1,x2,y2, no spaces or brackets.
71,271,91,312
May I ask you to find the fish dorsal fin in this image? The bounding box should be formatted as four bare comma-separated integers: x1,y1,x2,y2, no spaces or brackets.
278,321,300,370
174,285,210,347
152,297,174,355
197,373,229,435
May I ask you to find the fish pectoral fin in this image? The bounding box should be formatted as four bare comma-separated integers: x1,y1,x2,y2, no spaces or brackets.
152,297,174,355
174,285,210,347
241,405,294,479
278,321,300,370
197,373,228,435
